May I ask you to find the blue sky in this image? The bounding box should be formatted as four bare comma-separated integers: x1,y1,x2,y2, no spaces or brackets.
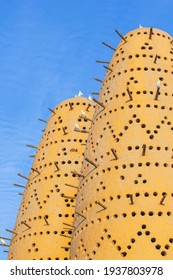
0,0,173,260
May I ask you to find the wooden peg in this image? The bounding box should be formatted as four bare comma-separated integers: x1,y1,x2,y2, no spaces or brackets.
102,42,116,51
73,212,86,230
54,161,60,172
31,168,40,175
5,229,17,235
62,194,76,199
126,87,133,102
60,233,72,239
71,170,85,178
18,192,24,196
26,144,38,149
85,157,98,168
80,110,93,122
111,148,118,160
96,201,107,213
21,221,31,229
62,127,68,135
159,193,167,205
74,128,89,133
65,183,78,189
128,194,134,205
70,148,78,152
75,211,86,221
13,183,26,188
142,144,146,156
44,216,49,226
69,102,74,110
154,54,158,64
93,77,103,83
18,173,29,180
149,27,153,39
86,104,92,112
38,118,47,123
63,228,73,232
0,236,11,241
48,107,55,114
63,222,75,228
92,98,105,109
104,65,113,72
90,92,100,95
154,88,160,100
80,115,93,122
96,60,109,64
115,29,127,42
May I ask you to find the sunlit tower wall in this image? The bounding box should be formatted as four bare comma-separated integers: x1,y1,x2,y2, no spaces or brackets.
8,97,95,260
70,28,173,260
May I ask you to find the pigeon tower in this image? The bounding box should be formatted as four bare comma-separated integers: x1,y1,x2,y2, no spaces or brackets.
4,27,173,260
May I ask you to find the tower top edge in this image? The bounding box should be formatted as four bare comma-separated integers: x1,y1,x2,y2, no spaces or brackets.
53,97,93,111
123,27,172,40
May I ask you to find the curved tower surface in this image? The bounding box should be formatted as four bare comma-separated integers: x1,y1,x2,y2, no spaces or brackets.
8,97,95,260
70,28,173,259
5,27,173,261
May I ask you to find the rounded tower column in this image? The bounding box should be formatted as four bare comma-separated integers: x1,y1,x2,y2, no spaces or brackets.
70,28,173,260
8,97,95,260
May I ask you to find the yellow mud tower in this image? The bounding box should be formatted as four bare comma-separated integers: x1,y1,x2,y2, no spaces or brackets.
8,97,95,260
70,28,173,259
6,27,173,260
